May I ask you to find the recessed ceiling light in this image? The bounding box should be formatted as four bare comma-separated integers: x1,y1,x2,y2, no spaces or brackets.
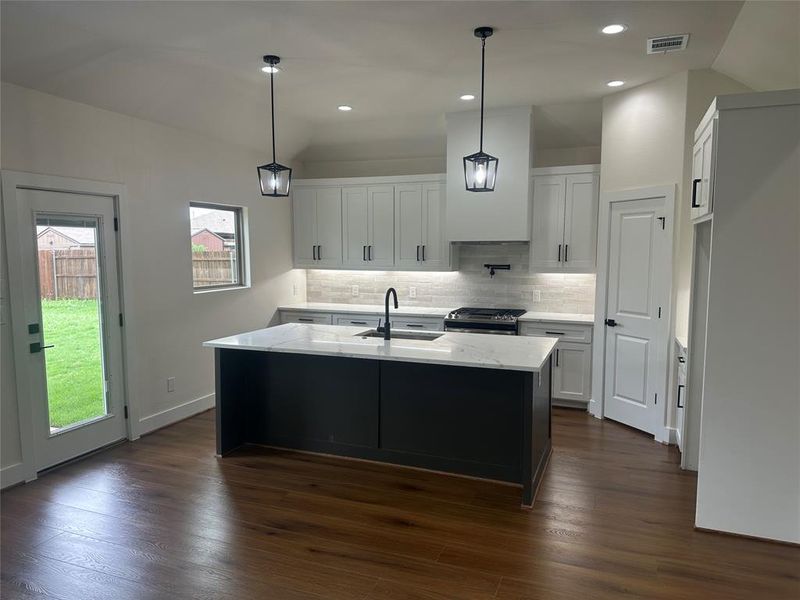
607,80,625,87
602,24,627,35
261,65,280,74
460,94,475,101
337,105,353,111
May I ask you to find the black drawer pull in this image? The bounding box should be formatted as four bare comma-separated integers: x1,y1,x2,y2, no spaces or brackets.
677,384,685,409
297,318,314,322
404,323,424,328
691,178,701,208
350,321,368,325
545,331,565,336
557,243,562,262
555,348,560,367
564,244,569,262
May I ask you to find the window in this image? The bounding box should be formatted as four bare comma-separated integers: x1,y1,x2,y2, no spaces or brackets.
189,203,246,290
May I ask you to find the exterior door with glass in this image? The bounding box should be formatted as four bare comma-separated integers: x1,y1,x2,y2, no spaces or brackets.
14,188,127,471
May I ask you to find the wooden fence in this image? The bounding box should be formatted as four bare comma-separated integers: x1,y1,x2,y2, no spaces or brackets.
37,249,239,298
38,249,98,300
192,250,238,288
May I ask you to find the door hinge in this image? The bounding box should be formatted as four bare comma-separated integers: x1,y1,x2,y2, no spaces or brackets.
654,392,658,405
113,217,119,231
118,313,124,327
124,406,128,419
658,306,662,319
657,216,665,230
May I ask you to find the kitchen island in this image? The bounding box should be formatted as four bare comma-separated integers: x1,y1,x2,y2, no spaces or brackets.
204,323,557,506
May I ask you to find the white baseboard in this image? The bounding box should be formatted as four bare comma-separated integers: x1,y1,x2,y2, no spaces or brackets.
553,398,590,410
138,393,215,436
1,461,30,490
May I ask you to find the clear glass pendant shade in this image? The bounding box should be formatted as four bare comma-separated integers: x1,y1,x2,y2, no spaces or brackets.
258,162,292,197
463,151,498,192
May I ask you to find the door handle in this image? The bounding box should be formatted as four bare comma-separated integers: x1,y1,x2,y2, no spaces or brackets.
557,243,562,262
677,384,685,409
691,178,701,208
604,319,618,327
564,244,569,262
29,342,55,354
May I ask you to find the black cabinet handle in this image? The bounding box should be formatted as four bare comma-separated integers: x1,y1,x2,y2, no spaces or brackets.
369,245,373,261
404,323,424,328
317,245,322,260
555,348,560,367
557,244,562,262
564,244,569,262
298,318,314,323
545,331,564,336
350,321,368,325
605,319,617,327
691,178,701,208
362,246,366,261
416,245,420,261
677,384,685,409
421,245,426,261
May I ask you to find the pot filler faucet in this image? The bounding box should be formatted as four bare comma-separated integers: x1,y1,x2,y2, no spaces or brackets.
377,287,399,340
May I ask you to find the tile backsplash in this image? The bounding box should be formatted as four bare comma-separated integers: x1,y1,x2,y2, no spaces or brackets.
306,243,595,314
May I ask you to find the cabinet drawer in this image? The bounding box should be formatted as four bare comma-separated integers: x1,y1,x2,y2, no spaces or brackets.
391,317,443,331
280,311,333,325
520,323,592,344
334,315,382,328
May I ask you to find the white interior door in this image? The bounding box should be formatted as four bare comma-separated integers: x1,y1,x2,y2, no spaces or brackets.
530,175,565,270
15,188,127,471
603,197,670,435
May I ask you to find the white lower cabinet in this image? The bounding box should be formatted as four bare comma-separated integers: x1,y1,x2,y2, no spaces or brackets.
391,317,443,331
520,321,593,406
334,315,381,328
280,311,333,325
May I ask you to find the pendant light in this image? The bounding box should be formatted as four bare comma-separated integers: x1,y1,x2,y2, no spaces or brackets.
463,26,498,193
258,55,292,197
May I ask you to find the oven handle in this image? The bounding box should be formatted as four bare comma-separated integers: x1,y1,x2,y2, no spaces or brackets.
444,326,518,335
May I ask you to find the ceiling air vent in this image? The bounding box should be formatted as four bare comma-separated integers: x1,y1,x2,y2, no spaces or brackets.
647,34,690,54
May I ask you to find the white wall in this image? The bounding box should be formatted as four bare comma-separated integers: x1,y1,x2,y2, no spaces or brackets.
713,0,800,93
0,83,306,483
695,96,799,543
534,146,601,168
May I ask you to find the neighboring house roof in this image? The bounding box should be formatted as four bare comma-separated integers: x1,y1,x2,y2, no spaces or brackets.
36,226,95,246
191,228,225,242
190,208,235,236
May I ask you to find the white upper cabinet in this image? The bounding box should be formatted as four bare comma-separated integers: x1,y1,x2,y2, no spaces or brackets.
342,186,395,268
292,186,343,267
395,182,446,269
530,165,599,272
691,118,717,221
293,175,448,271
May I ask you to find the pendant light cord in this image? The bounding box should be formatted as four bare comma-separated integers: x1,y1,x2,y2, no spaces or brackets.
479,36,485,153
269,68,277,164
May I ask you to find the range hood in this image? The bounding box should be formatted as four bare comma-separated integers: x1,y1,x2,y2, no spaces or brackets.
446,106,532,242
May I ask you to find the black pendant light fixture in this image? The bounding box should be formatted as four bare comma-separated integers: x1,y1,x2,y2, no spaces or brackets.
463,26,498,193
258,55,292,197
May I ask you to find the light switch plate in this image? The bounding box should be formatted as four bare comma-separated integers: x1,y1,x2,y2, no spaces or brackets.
533,290,542,302
409,287,417,299
167,377,175,393
351,285,359,297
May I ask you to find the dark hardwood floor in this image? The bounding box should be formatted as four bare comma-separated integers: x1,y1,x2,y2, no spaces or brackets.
2,408,797,600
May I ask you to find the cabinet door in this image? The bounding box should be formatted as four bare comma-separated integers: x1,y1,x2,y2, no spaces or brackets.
421,183,446,269
314,187,343,266
367,186,395,267
292,188,317,266
342,187,369,266
552,342,591,402
395,184,424,268
563,173,599,271
530,176,566,270
691,120,715,220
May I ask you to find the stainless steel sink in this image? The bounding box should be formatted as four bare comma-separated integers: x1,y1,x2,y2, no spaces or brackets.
356,330,443,341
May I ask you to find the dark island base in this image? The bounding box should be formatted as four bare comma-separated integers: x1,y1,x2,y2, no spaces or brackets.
215,349,552,506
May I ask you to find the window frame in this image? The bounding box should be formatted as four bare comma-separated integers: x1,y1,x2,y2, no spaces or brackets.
189,202,249,293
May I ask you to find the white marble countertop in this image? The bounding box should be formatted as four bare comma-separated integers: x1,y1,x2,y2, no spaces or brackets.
204,323,557,372
279,303,594,325
519,311,594,325
278,302,452,318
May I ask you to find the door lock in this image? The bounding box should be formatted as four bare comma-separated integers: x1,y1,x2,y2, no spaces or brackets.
604,319,618,327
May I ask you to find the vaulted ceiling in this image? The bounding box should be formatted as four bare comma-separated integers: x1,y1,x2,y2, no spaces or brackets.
2,1,744,162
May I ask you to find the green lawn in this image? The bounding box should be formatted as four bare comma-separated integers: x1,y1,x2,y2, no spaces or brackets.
40,299,105,429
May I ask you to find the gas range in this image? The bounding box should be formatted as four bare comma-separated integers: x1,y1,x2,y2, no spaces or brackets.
443,307,527,335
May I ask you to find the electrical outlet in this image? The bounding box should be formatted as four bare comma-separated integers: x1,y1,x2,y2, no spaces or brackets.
167,377,175,393
533,290,542,302
409,286,417,299
351,285,359,297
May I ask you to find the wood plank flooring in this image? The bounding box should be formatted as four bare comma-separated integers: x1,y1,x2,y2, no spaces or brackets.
2,408,798,599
